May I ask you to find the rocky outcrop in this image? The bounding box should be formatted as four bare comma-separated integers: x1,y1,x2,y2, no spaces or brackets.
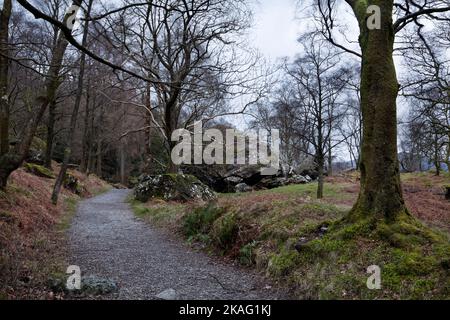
222,165,313,193
134,174,217,202
177,161,317,194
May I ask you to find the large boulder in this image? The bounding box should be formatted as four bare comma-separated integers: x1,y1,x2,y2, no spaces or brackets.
225,164,269,185
134,174,217,202
178,163,315,194
180,164,230,192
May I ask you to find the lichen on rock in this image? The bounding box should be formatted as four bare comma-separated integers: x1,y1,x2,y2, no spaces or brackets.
134,174,217,202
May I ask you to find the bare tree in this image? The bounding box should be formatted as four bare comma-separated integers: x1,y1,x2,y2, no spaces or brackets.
52,0,94,204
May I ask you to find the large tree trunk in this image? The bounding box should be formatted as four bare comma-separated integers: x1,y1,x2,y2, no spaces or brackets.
44,100,56,168
433,133,441,176
143,84,153,173
317,154,325,199
120,143,126,184
328,138,333,176
96,134,102,177
79,87,90,173
52,0,92,205
0,0,12,160
348,0,408,221
164,85,182,174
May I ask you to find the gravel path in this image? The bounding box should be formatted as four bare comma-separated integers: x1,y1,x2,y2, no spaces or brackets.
68,189,284,300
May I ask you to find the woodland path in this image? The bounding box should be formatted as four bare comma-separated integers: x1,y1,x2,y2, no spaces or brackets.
68,189,285,300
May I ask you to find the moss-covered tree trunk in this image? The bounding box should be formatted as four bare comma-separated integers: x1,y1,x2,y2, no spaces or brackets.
44,100,56,168
164,90,181,174
317,155,325,199
347,0,408,221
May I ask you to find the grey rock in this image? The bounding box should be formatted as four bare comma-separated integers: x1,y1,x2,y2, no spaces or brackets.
134,174,216,202
235,183,253,193
287,175,309,185
156,288,178,300
294,237,309,253
224,176,243,184
81,276,118,295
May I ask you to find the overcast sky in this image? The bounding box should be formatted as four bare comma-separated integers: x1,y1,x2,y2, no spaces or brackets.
251,0,303,61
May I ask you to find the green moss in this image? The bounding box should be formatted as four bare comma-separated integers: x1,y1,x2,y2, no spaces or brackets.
333,218,374,240
267,248,299,277
24,163,55,179
375,218,446,248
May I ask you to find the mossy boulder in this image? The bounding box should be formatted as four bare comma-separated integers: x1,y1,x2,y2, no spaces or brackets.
24,163,55,179
25,137,47,165
134,174,217,202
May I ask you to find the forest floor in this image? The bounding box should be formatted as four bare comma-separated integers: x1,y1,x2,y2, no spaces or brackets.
0,164,110,299
132,171,450,299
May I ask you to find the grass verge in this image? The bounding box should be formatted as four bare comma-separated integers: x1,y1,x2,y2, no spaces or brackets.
131,179,450,300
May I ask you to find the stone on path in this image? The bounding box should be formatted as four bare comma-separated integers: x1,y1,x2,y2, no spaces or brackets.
156,288,178,300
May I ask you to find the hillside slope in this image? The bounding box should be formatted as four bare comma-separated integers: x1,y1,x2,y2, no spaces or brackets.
0,164,110,299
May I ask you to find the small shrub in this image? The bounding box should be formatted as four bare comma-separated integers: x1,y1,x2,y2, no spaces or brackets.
267,248,299,277
239,241,258,266
182,204,224,237
211,213,239,249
